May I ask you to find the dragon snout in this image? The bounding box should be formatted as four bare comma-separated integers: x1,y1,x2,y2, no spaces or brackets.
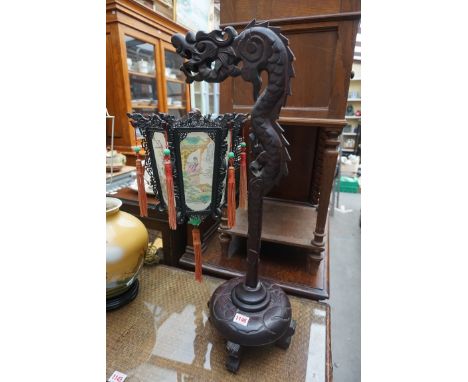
171,33,195,59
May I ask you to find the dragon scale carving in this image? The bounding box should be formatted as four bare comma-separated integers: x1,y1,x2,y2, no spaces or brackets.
171,19,295,195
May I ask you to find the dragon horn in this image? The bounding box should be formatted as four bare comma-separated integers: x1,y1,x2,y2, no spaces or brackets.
245,19,256,29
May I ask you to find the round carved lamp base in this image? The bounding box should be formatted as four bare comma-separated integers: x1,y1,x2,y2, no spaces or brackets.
209,277,296,373
106,279,139,311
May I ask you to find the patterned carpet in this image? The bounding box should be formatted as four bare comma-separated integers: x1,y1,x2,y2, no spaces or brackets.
107,265,330,382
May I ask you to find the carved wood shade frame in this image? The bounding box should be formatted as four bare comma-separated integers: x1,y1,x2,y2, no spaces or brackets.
128,111,247,223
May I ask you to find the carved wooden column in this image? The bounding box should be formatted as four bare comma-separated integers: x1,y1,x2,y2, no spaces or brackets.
310,130,326,206
312,128,341,248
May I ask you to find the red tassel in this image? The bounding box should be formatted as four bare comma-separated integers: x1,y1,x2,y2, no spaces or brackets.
239,148,248,210
227,162,236,228
192,227,202,282
135,156,148,217
164,154,177,230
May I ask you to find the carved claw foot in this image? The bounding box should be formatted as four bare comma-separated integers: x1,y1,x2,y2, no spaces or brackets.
275,319,296,350
225,341,242,373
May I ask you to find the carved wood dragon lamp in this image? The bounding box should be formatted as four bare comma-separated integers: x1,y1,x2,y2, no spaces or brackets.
171,20,297,372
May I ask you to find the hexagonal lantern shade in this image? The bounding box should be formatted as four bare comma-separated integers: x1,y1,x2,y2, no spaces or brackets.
128,111,246,224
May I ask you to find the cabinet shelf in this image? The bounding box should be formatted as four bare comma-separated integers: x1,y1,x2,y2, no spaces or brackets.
132,103,158,109
129,70,156,79
166,77,185,84
167,105,186,109
345,116,361,120
194,92,216,95
342,132,357,136
351,78,361,81
347,98,361,102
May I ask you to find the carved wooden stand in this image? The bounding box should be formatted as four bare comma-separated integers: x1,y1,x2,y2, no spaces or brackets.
172,19,296,372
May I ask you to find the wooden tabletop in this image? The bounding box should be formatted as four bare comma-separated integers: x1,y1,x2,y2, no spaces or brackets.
113,187,159,206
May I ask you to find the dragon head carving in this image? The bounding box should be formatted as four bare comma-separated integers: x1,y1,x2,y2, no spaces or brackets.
172,20,294,104
171,27,241,83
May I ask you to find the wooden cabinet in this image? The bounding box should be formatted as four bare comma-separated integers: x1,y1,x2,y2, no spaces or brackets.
219,0,360,221
106,0,191,163
219,2,360,203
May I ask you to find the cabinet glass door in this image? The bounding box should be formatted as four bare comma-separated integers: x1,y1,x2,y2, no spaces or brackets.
125,36,159,115
164,49,188,118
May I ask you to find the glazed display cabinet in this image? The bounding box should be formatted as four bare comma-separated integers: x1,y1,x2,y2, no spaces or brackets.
107,0,191,163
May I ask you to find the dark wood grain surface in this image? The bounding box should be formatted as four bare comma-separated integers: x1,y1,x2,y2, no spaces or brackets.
180,220,330,300
219,199,324,251
112,186,159,206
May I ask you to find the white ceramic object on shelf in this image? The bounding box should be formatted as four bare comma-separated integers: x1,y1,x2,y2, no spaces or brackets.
344,139,355,149
137,59,149,73
106,150,127,172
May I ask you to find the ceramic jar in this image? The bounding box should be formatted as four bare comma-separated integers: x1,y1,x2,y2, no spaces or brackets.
106,197,148,300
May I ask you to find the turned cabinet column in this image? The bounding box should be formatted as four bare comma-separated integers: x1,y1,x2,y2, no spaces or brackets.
312,128,341,248
310,131,325,206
